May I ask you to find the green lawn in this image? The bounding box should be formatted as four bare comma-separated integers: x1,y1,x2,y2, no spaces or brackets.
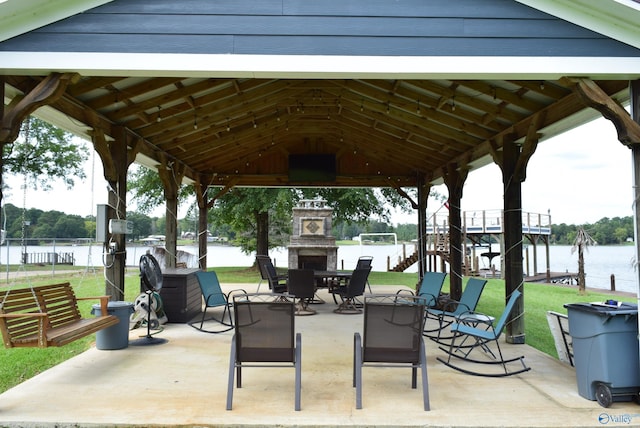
0,267,634,393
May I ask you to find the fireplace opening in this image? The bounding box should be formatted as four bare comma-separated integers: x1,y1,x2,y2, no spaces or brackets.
298,256,327,271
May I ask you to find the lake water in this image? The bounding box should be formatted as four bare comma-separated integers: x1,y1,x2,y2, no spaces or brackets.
1,242,638,294
532,244,639,294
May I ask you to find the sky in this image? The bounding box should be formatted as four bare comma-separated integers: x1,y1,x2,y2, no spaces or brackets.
1,115,635,227
391,115,634,226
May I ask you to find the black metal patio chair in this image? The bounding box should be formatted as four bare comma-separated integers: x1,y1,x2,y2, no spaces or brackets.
353,294,430,410
287,268,317,315
356,255,373,293
255,255,287,293
331,267,371,314
226,293,301,411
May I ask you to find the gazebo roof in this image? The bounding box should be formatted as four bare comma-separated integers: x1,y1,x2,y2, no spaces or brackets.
2,0,640,189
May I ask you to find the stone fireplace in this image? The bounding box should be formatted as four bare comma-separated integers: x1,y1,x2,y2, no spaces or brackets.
288,199,338,271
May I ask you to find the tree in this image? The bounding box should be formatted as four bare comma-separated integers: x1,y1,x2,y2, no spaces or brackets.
1,117,88,208
571,226,596,295
126,211,153,241
127,165,191,214
614,227,629,243
52,215,87,238
127,164,437,257
303,187,411,224
210,188,296,255
394,223,418,241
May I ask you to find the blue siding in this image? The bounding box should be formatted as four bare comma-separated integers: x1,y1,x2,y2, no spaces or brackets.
1,0,638,57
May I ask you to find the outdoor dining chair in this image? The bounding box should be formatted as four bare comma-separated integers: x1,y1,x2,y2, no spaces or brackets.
255,255,287,293
353,294,430,410
424,277,487,342
188,270,246,333
227,293,301,411
436,289,530,377
331,267,371,314
356,256,373,293
287,268,317,315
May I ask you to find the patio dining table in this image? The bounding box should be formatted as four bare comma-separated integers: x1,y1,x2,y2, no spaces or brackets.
313,270,353,305
313,270,352,289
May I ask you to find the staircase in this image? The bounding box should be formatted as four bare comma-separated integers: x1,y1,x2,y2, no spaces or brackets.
390,206,452,272
390,249,419,272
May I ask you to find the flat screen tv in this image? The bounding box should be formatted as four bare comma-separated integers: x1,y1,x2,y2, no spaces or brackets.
288,154,336,182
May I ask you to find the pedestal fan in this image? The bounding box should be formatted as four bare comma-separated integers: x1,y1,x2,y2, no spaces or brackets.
130,253,168,346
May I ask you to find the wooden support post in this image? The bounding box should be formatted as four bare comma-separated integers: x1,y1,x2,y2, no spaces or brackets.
194,177,209,271
194,177,235,270
93,126,139,300
443,163,468,302
501,138,526,344
490,115,542,345
157,154,185,270
416,175,431,279
629,80,640,356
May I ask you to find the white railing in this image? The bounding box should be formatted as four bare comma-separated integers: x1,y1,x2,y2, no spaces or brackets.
425,209,551,236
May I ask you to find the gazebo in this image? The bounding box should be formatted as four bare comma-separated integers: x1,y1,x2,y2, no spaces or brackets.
1,0,640,345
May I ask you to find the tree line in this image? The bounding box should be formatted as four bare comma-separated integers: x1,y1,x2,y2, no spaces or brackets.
550,216,634,245
0,203,163,243
2,200,633,247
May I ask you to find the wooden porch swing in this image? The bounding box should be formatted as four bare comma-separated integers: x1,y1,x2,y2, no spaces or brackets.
0,282,119,348
0,110,120,348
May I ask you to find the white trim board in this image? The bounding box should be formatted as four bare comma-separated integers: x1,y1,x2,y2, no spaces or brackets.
2,52,640,80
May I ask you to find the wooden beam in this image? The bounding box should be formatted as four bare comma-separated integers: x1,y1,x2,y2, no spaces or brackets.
563,77,640,145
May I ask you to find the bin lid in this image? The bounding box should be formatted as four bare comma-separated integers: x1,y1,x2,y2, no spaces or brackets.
564,302,638,316
92,301,134,309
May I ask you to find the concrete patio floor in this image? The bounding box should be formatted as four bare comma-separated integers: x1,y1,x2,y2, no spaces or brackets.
0,284,638,427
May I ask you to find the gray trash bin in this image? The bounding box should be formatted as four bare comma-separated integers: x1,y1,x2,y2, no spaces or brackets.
92,301,134,350
564,302,640,407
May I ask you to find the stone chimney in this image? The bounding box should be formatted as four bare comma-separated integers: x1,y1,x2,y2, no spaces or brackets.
288,199,338,271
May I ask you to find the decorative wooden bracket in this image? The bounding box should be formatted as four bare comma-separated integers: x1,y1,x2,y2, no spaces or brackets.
563,77,640,146
91,125,140,183
514,113,544,182
442,162,469,202
91,128,116,180
0,73,80,143
490,116,540,184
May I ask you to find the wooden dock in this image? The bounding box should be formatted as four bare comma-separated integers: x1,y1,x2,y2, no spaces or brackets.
524,271,577,284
